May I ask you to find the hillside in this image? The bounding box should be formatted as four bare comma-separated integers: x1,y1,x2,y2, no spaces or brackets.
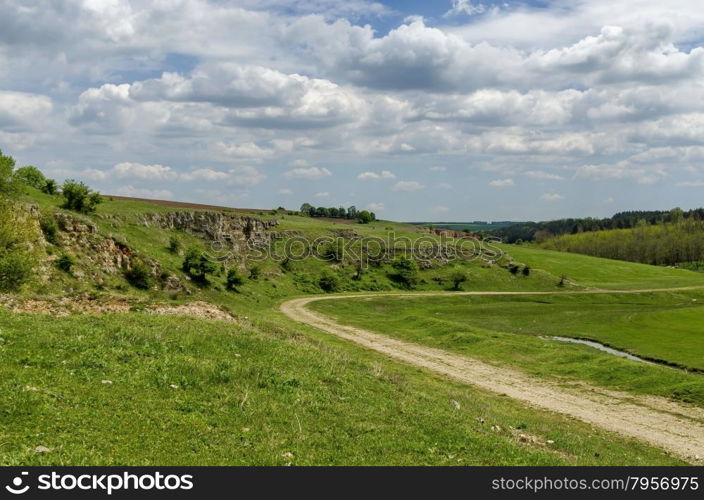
2,172,704,465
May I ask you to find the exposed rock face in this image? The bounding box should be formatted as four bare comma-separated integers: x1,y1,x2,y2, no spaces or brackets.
140,211,277,252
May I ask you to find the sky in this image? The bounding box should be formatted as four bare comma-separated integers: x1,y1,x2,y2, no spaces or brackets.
1,0,704,222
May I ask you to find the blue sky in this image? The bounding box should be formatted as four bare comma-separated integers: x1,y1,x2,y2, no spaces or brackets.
1,0,704,221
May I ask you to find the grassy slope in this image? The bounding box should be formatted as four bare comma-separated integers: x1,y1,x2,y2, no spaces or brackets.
0,310,683,466
5,190,704,464
311,290,704,406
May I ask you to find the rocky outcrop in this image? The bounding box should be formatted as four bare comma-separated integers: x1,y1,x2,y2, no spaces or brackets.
139,211,277,252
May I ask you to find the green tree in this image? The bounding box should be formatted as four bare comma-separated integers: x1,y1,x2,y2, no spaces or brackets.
226,268,245,291
389,256,419,289
449,267,469,290
300,203,314,216
319,269,341,292
357,210,373,224
182,247,218,283
62,180,102,214
0,149,19,198
42,178,58,195
14,166,46,190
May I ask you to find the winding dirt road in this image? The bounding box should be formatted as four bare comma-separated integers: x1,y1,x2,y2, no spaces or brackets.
280,290,704,462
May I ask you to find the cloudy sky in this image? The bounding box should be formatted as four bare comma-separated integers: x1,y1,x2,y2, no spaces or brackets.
2,0,704,221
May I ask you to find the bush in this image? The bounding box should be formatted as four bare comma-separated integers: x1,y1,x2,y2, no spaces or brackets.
182,247,218,283
248,264,261,281
0,252,33,291
39,214,59,245
125,260,152,289
319,269,341,292
168,235,182,254
57,254,76,273
62,180,102,214
0,150,19,197
226,268,245,291
509,264,520,275
14,166,47,190
321,240,344,262
42,179,58,195
389,256,419,289
522,265,531,276
449,267,469,290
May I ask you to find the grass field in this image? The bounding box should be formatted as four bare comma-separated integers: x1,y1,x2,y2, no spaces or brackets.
4,190,704,465
0,310,686,465
311,290,704,407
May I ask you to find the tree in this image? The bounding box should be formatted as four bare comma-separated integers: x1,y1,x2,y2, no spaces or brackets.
14,166,47,190
357,210,373,224
182,247,218,283
62,180,102,214
347,205,358,220
449,267,469,290
42,179,58,195
319,269,341,292
226,268,245,291
300,203,313,216
389,256,419,289
0,149,19,198
337,207,347,219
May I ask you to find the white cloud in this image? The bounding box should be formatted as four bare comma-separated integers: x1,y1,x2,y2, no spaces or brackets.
314,191,329,198
357,170,396,180
115,186,175,199
437,183,453,189
228,165,265,186
431,205,450,215
540,193,565,202
113,162,177,180
523,170,565,180
489,178,514,188
284,166,332,179
392,180,425,192
180,168,230,182
366,202,385,211
444,0,486,18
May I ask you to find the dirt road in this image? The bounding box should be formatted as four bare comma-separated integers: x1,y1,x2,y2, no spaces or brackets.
280,290,704,463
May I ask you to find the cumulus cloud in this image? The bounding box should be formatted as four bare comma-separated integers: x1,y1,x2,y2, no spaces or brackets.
366,202,385,211
113,162,177,180
284,166,332,179
392,180,425,192
115,186,175,199
357,170,396,180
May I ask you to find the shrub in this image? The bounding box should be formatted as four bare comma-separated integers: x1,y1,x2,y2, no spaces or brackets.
248,264,261,281
389,256,419,289
321,240,344,262
14,166,46,190
319,269,341,292
0,150,19,197
168,235,182,254
62,180,102,214
226,268,245,291
0,252,33,291
509,264,520,275
57,254,76,273
42,179,58,195
449,267,469,290
39,214,59,245
522,265,531,276
182,247,218,283
125,260,153,289
558,274,567,287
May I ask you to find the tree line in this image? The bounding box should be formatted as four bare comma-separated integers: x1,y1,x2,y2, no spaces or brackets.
539,218,704,267
487,207,704,243
299,203,377,224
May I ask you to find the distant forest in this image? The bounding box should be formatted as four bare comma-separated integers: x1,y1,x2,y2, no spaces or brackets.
486,208,704,243
540,219,704,268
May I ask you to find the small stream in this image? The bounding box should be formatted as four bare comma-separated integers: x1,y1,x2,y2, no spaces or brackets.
542,336,655,365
